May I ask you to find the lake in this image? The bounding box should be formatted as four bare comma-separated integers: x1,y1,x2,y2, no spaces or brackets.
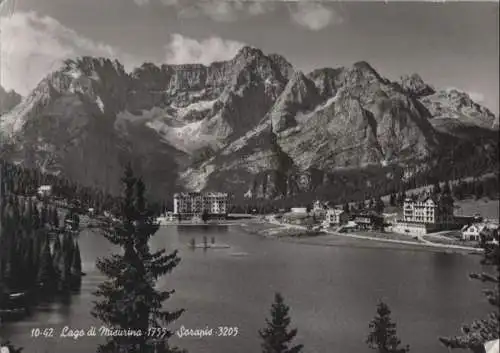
0,225,492,353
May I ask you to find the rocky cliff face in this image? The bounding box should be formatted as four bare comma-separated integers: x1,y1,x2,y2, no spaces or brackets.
0,46,497,201
419,88,498,132
398,73,435,97
0,86,22,116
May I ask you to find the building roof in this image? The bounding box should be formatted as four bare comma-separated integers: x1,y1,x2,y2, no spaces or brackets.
354,211,383,218
462,223,487,233
405,194,439,203
174,192,228,197
326,208,345,215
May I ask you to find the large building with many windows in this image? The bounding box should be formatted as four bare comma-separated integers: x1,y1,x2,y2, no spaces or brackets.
173,192,229,220
394,194,456,235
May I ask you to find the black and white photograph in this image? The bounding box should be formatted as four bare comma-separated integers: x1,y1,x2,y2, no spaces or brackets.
0,0,498,352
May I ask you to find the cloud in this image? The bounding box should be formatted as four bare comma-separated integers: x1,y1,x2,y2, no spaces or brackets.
164,34,246,65
445,87,486,103
134,0,342,28
289,2,343,31
159,0,180,5
179,2,241,22
0,11,140,95
157,0,275,22
133,0,150,6
467,91,485,103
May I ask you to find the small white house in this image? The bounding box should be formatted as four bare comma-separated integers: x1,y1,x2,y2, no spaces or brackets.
461,223,486,241
313,200,327,211
37,185,52,198
325,209,349,226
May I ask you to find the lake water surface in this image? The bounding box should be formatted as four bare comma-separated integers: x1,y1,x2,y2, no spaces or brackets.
0,225,491,353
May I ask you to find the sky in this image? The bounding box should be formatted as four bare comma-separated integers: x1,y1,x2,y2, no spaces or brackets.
0,0,498,114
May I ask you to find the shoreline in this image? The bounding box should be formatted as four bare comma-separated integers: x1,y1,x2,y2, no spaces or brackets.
159,222,236,226
238,221,483,255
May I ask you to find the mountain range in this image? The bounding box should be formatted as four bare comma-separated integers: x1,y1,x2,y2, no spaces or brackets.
0,46,498,202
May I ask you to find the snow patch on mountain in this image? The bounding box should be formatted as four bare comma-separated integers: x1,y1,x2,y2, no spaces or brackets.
0,96,36,138
67,67,82,80
180,163,216,191
147,119,216,153
96,96,104,112
116,104,221,153
174,99,217,117
222,120,271,155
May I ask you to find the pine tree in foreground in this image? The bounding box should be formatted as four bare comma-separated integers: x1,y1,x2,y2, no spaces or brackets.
366,301,410,353
259,292,303,353
439,243,499,353
92,164,185,353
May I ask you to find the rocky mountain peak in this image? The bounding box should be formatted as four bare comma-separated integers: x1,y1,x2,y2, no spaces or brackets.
398,73,435,97
342,61,386,91
419,88,498,130
307,67,344,98
269,70,322,133
285,71,318,101
64,56,127,77
267,53,294,81
234,45,265,61
1,46,497,201
352,61,380,77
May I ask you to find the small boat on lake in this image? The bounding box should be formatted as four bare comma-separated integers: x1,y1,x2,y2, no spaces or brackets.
0,292,29,322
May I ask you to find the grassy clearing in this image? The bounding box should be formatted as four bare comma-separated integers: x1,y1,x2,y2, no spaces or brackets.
454,198,499,220
354,230,424,243
423,235,479,247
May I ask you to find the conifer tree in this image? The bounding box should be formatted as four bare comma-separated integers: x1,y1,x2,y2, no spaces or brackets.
439,243,499,352
37,239,56,288
397,191,406,206
375,198,385,214
369,198,375,210
92,164,185,353
52,235,64,284
51,207,60,229
433,181,442,195
41,202,49,226
259,292,303,353
32,204,40,230
442,181,452,195
62,233,75,282
26,237,37,288
71,242,82,277
366,301,410,353
389,193,396,207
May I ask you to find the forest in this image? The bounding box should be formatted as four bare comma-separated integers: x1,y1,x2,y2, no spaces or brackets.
0,160,84,315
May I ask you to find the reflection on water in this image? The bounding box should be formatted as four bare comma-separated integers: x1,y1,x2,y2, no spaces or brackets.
0,226,490,353
176,225,229,233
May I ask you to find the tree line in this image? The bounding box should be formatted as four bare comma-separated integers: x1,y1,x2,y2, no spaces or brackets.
0,178,83,302
0,159,125,217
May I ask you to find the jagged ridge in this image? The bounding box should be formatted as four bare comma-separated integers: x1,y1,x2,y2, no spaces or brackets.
0,46,497,201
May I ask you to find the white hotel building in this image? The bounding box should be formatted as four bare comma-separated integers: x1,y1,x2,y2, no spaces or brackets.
394,194,455,235
173,192,229,220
